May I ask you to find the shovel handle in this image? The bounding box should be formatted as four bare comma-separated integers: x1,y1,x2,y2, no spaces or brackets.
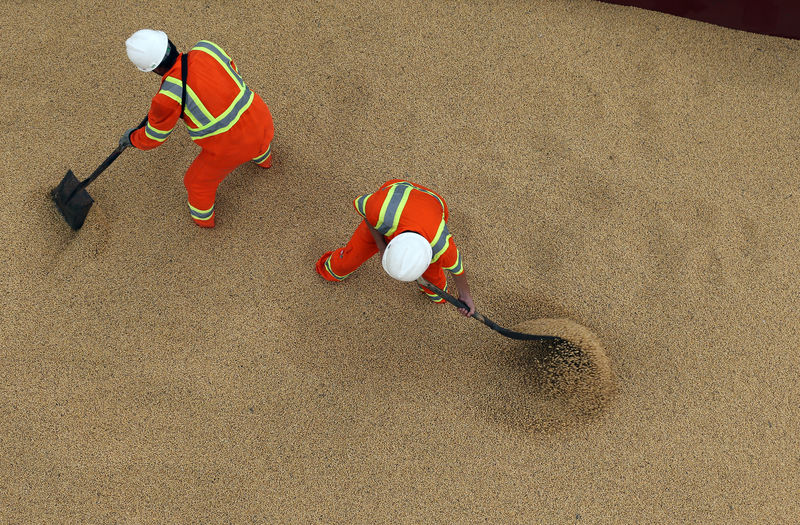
416,277,492,326
416,277,485,319
66,116,148,203
416,277,562,342
65,144,126,203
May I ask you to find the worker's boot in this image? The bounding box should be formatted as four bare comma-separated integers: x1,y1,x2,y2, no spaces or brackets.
252,144,272,169
193,215,215,228
316,251,345,281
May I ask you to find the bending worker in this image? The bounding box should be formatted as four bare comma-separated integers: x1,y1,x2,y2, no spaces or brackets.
316,179,476,316
122,29,274,228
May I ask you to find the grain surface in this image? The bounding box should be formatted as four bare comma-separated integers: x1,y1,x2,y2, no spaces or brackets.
1,1,799,522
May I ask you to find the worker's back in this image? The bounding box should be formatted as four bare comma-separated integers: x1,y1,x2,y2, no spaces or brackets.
171,41,273,157
183,42,246,123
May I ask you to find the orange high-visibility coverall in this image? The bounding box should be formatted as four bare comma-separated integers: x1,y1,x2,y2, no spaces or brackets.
131,41,274,227
315,179,465,302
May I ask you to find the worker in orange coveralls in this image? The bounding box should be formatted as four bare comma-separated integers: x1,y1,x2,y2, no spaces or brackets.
121,29,274,228
316,179,476,316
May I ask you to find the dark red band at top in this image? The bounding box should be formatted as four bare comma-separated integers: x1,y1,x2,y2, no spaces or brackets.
599,0,800,40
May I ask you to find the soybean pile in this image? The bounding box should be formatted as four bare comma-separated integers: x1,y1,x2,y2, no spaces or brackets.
1,1,798,523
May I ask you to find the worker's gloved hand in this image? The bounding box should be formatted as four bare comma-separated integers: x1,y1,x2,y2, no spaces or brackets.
119,128,136,149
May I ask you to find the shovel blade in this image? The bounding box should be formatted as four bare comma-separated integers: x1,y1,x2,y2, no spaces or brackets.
51,170,93,230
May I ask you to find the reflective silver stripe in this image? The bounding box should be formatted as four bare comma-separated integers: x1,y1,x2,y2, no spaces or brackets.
155,41,252,141
378,181,444,227
252,143,271,163
324,255,349,281
158,80,212,126
443,249,463,274
145,122,171,141
354,194,369,217
187,87,254,139
192,41,245,87
402,182,449,260
395,180,445,210
430,222,451,263
360,181,452,257
190,207,214,220
188,201,214,220
414,186,445,210
375,182,413,235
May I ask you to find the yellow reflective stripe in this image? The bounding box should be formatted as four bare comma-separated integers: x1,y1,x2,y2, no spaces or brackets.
188,202,214,220
354,194,370,218
384,188,411,237
159,87,201,127
182,84,214,122
324,255,350,281
160,77,214,126
442,249,463,274
201,40,233,61
419,283,446,302
144,124,170,142
252,143,272,163
432,235,452,263
376,186,397,231
190,90,253,140
197,40,234,62
193,42,242,87
159,88,179,103
431,222,451,263
375,183,412,235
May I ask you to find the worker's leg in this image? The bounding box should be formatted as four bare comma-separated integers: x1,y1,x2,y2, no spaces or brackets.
316,220,379,281
249,94,275,169
252,141,273,169
418,265,448,303
183,151,236,228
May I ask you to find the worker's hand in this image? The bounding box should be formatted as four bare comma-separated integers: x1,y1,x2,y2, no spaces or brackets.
457,292,475,317
119,128,135,149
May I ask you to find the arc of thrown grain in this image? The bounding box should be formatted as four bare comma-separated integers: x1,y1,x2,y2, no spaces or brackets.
415,277,564,342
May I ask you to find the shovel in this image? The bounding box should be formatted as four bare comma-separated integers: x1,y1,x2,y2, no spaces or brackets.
52,116,147,230
417,277,565,343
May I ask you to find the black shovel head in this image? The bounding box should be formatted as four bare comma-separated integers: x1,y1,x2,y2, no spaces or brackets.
51,169,93,230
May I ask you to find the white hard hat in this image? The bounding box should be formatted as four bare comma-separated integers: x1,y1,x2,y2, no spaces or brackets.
125,29,169,72
382,232,432,282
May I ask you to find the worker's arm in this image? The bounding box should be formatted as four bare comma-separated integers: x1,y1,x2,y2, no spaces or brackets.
118,115,149,148
439,242,474,316
451,271,475,317
366,222,387,255
130,92,182,150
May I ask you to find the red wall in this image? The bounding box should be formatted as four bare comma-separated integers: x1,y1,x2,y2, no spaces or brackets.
600,0,800,39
